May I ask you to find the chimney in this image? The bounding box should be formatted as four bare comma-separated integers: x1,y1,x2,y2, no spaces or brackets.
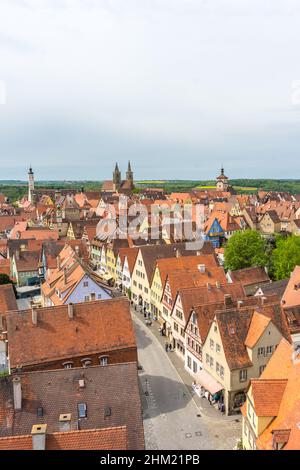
68,303,74,320
31,307,38,326
74,246,80,257
31,424,47,450
216,280,221,288
13,376,22,411
15,250,20,261
59,414,72,432
207,282,211,291
237,300,244,308
57,255,61,270
224,294,232,308
64,268,67,285
198,264,206,274
176,249,180,258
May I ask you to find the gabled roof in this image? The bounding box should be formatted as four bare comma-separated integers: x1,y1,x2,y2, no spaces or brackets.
250,379,287,417
228,266,270,286
118,247,139,274
215,309,254,370
0,427,128,450
138,242,212,283
176,283,245,319
0,284,17,315
245,311,272,348
6,298,135,369
0,363,144,450
282,265,300,309
253,339,300,450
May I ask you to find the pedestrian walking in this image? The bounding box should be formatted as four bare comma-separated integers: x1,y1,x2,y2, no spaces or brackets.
165,342,169,352
169,343,172,352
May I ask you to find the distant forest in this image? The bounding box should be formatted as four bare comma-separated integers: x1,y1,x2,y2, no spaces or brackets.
1,179,300,202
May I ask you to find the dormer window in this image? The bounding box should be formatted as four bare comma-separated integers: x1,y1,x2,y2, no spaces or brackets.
99,355,108,366
62,360,74,369
81,358,92,367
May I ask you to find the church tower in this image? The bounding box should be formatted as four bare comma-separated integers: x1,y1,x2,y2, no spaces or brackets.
126,161,134,188
216,167,229,191
113,162,121,190
28,166,35,203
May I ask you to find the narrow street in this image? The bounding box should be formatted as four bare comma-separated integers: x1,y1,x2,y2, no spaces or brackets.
132,309,242,450
133,311,214,450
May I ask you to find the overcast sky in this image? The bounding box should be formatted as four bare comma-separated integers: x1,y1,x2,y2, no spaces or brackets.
1,0,300,180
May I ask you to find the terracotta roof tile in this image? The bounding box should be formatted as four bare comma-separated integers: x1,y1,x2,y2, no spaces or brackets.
282,265,300,309
0,284,17,315
245,311,272,348
251,379,287,416
6,297,135,369
0,363,144,449
0,426,128,450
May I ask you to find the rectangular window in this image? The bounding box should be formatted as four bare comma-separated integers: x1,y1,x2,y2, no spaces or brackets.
216,343,221,353
257,347,265,357
206,353,210,365
187,355,192,369
216,362,220,374
220,366,224,379
239,369,247,382
193,361,197,373
84,296,89,302
83,281,88,287
210,356,214,368
210,339,214,350
78,403,87,418
266,346,273,355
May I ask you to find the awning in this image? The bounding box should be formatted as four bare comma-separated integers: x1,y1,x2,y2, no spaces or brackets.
197,369,223,395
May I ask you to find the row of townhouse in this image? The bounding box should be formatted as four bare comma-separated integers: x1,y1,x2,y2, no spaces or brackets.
88,234,292,416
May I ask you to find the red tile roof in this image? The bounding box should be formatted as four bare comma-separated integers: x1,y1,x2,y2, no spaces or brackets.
7,298,136,369
244,311,272,348
0,284,17,315
229,266,270,286
0,427,127,450
251,379,287,416
282,265,300,309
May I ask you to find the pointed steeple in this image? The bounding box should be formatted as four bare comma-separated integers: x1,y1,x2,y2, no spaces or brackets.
126,160,134,187
113,162,121,188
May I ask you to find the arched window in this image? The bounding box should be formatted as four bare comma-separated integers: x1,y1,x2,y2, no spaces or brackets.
62,360,74,369
81,358,92,367
99,355,109,366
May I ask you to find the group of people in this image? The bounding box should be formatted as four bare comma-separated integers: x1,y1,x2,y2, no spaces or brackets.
165,342,173,352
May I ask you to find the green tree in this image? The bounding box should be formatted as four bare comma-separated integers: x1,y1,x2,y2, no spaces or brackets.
224,230,268,271
0,273,12,285
270,235,300,280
